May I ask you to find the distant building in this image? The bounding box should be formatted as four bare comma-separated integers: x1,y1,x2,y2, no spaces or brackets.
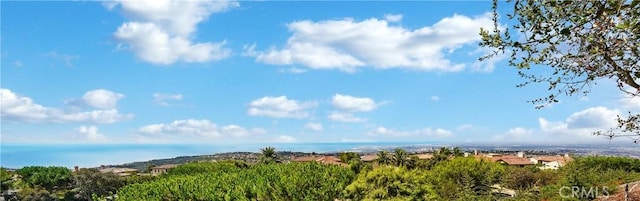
291,155,348,167
494,156,534,167
530,155,572,170
98,167,139,176
412,153,434,160
151,164,179,175
360,154,378,162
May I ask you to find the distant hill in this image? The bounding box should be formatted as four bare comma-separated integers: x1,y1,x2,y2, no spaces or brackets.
112,151,314,171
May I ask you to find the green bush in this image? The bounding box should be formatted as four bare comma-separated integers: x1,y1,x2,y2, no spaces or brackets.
116,162,354,201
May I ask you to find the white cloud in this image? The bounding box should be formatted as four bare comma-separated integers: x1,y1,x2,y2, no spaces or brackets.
369,126,453,138
304,122,323,131
274,135,296,143
331,94,379,112
278,67,308,74
565,107,619,129
384,14,402,23
470,47,507,72
111,0,237,65
456,124,473,131
1,88,131,124
13,61,23,67
619,94,640,110
153,93,183,106
75,126,107,142
327,112,364,123
492,127,533,141
507,127,533,137
137,119,264,139
45,51,79,66
538,107,619,139
248,96,318,118
430,96,440,101
80,89,124,109
248,13,494,72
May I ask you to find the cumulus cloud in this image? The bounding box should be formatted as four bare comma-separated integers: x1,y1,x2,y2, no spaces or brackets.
384,14,402,23
538,107,619,139
430,96,440,101
369,126,453,138
331,94,379,112
1,88,132,124
137,119,264,139
70,89,125,109
153,93,183,106
247,13,495,72
110,0,237,65
327,112,364,123
274,135,296,143
75,126,107,142
304,122,323,131
492,127,533,141
248,96,318,118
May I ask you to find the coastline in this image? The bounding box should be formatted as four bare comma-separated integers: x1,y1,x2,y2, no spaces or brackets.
1,142,637,169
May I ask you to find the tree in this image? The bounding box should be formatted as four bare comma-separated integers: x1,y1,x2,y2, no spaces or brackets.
375,150,392,166
259,146,278,164
70,168,124,201
392,148,413,168
453,147,464,157
479,0,640,142
344,166,436,200
17,187,57,201
430,157,504,200
1,167,14,191
16,166,72,190
339,152,360,163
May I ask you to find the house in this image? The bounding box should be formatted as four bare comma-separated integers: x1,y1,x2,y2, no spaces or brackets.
291,155,348,167
494,156,534,167
412,153,434,160
531,155,572,170
360,154,379,162
98,167,139,176
151,164,179,175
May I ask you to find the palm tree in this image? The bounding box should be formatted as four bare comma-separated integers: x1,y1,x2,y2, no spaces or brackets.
453,147,464,157
260,146,278,164
393,148,409,167
376,150,392,166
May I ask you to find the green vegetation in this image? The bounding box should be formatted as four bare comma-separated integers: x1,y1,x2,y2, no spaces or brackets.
2,148,639,201
259,146,279,164
345,166,434,200
1,167,14,191
116,162,354,201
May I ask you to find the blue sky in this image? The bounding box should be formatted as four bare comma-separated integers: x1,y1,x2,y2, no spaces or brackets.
1,1,638,145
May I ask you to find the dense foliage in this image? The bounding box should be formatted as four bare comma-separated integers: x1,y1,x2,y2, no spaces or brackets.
69,168,125,201
116,162,355,201
16,166,72,190
429,157,505,200
345,166,435,200
4,149,639,201
0,168,14,191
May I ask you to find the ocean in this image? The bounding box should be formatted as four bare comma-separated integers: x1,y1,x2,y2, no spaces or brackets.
0,142,431,168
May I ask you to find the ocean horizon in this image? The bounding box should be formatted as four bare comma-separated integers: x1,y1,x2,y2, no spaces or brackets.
3,142,637,169
0,142,435,169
